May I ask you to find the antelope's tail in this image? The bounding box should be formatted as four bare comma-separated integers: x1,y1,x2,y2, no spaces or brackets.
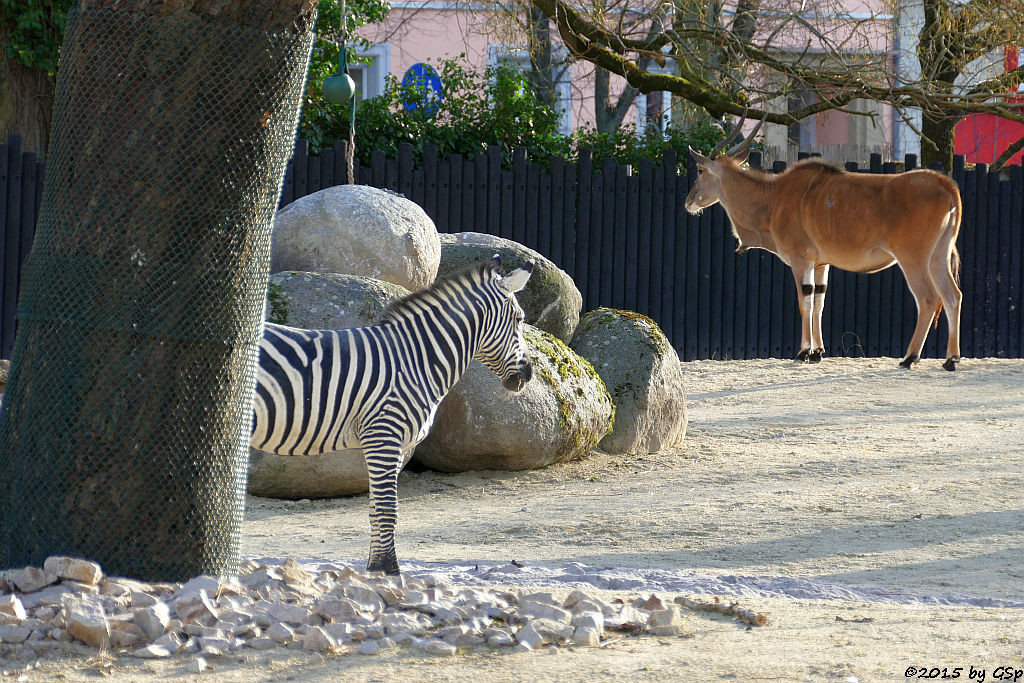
932,198,962,330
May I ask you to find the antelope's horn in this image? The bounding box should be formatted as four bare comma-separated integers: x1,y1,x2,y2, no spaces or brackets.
725,113,767,157
709,113,745,159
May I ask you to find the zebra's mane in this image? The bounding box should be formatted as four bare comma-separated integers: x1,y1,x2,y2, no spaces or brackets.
382,260,499,322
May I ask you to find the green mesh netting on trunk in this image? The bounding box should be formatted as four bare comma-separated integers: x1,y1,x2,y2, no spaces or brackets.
0,1,315,580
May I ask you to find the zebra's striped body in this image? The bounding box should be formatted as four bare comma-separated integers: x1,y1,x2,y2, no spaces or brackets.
252,256,534,574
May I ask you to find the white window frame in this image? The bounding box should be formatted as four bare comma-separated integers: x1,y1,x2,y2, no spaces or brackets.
349,42,391,102
487,44,573,136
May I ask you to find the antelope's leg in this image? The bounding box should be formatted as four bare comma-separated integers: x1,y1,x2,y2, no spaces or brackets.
361,432,404,575
929,225,963,370
809,264,830,362
898,262,941,369
792,263,816,362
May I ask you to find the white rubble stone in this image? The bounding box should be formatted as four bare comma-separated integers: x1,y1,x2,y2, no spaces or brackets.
571,611,604,634
266,621,296,644
0,595,26,620
524,618,574,643
486,630,515,647
43,557,102,586
606,605,649,630
263,603,310,626
515,625,544,650
415,638,456,656
12,567,55,594
199,636,232,655
50,628,73,642
110,628,143,649
522,592,558,605
32,606,56,621
63,598,110,649
186,657,208,673
247,637,278,650
302,626,339,653
132,644,172,659
355,639,383,655
570,596,615,617
314,598,364,624
19,586,71,611
520,599,571,624
647,606,687,636
0,624,30,643
134,602,171,641
152,631,184,653
323,622,355,642
379,611,428,636
573,626,601,647
173,589,219,623
336,580,386,616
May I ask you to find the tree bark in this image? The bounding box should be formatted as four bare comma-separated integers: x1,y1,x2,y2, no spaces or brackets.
527,5,557,109
0,0,316,580
595,67,639,133
0,25,54,154
920,112,960,171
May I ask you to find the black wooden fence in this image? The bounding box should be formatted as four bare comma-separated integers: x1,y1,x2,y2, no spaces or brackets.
3,134,1023,361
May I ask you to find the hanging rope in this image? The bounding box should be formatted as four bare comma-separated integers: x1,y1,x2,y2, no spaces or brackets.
321,1,356,185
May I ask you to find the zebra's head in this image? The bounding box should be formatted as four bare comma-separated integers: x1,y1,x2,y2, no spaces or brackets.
477,254,535,392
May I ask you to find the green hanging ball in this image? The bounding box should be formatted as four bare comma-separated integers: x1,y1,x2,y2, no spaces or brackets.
323,72,356,105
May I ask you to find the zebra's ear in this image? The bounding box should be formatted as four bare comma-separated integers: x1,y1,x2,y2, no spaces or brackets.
499,260,534,295
490,254,502,269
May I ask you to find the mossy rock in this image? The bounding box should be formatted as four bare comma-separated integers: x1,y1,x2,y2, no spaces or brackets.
571,308,687,455
414,325,613,472
436,232,582,342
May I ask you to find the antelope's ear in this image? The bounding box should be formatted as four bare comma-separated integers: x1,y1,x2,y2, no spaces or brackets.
689,146,710,166
733,148,751,165
499,260,534,295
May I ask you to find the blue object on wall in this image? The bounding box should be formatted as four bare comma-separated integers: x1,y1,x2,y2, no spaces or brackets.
401,63,443,117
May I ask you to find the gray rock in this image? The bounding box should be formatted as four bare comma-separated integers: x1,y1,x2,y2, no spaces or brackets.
264,271,410,330
571,611,604,633
416,638,456,656
415,326,613,471
132,643,172,658
302,626,340,653
247,636,278,650
272,184,441,291
437,232,582,341
570,308,687,454
186,657,208,673
520,600,571,624
266,621,296,644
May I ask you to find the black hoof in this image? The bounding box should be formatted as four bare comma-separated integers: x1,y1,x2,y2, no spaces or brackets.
807,348,824,363
367,557,400,575
898,356,918,369
795,349,810,363
942,357,960,372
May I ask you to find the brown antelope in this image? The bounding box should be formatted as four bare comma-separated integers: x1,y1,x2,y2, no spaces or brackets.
685,119,963,371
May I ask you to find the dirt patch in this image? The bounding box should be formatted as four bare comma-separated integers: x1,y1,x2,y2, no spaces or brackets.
10,357,1024,681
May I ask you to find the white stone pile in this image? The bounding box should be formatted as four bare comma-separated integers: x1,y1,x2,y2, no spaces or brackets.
0,556,690,665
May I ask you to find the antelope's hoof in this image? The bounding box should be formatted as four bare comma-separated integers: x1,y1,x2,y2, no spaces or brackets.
942,357,961,372
807,348,824,363
898,356,919,369
795,349,810,363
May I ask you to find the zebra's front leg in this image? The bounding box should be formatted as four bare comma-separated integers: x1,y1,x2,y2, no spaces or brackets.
362,438,404,575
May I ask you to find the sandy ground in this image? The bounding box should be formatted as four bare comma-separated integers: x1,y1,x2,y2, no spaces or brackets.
10,356,1024,681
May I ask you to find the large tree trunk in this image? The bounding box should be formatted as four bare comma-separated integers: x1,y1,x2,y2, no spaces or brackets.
0,0,316,580
527,5,557,108
0,25,54,154
920,111,959,171
595,68,638,133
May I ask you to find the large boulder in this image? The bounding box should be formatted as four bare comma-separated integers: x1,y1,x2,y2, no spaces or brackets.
437,232,582,342
271,185,441,291
247,448,415,499
265,271,410,329
249,272,412,499
570,308,687,455
414,326,613,472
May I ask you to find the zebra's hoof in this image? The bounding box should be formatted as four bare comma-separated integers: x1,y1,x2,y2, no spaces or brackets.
942,357,960,372
807,348,824,363
367,557,400,575
795,349,810,363
898,356,918,369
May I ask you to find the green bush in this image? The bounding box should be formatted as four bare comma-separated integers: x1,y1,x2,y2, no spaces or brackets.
300,55,742,172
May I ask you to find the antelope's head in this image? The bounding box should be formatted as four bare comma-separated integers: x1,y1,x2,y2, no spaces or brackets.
476,254,534,392
684,115,765,215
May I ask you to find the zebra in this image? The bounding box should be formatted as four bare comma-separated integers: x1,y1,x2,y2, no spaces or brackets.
251,255,535,574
